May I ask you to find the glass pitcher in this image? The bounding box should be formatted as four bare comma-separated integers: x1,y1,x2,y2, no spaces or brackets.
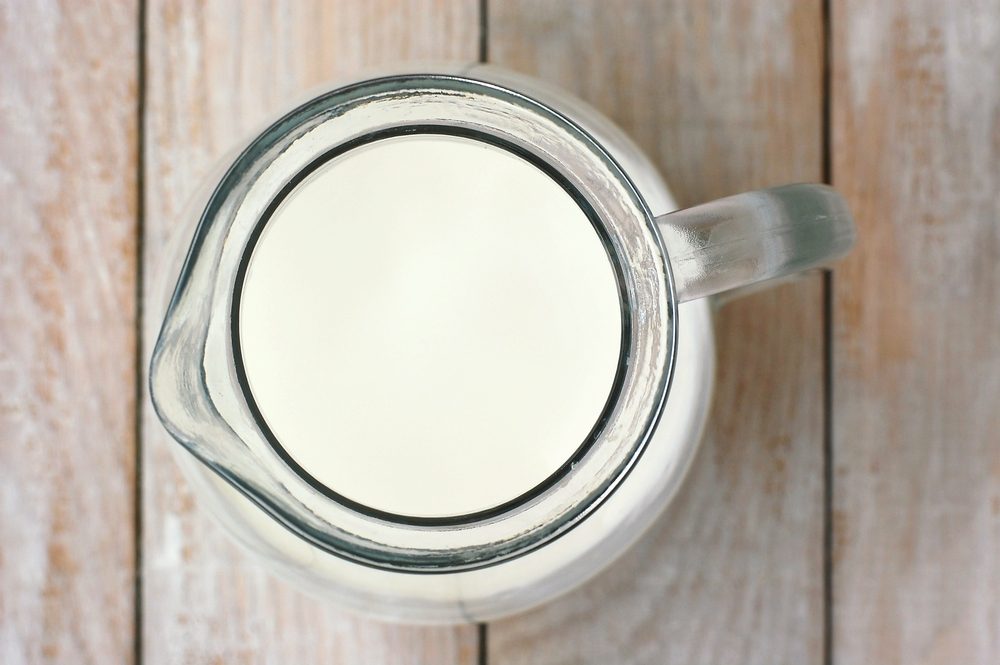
150,64,854,623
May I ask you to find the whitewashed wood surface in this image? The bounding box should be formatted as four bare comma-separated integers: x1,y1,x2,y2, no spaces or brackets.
831,0,1000,663
141,2,479,664
0,2,138,663
1,0,997,663
487,1,825,663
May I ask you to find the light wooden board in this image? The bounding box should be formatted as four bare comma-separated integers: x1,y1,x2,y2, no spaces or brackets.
141,1,480,663
0,1,139,663
487,2,827,663
8,1,1000,662
831,0,1000,662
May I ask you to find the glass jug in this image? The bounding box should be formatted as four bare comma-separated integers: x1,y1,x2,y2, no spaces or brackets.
150,64,854,623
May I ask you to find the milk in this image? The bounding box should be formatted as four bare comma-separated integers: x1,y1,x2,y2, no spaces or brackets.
237,134,623,519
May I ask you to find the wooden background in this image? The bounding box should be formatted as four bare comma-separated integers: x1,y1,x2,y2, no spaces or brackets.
1,0,997,663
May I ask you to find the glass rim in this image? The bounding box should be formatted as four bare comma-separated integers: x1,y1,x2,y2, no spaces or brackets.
151,69,678,572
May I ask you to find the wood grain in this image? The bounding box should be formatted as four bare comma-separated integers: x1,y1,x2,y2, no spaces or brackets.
832,1,1000,662
0,1,138,663
487,2,826,663
141,1,479,663
7,1,999,662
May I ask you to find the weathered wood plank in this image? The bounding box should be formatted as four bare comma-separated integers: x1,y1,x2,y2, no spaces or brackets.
832,1,1000,662
0,1,139,663
487,2,826,663
142,1,480,663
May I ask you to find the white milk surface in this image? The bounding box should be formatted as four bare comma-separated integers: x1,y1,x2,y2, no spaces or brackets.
238,134,623,518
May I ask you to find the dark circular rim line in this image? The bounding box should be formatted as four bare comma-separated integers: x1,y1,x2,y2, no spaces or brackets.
230,124,633,528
